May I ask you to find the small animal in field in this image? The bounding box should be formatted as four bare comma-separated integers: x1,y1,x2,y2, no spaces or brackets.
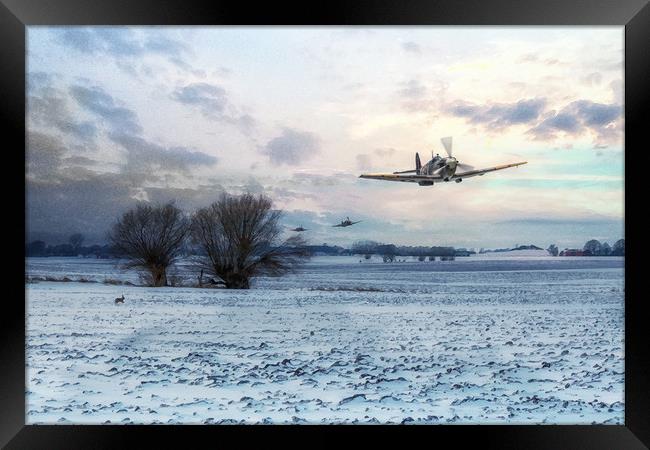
114,294,125,305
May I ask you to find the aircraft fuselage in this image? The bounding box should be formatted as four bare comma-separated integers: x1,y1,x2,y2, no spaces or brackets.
420,155,457,181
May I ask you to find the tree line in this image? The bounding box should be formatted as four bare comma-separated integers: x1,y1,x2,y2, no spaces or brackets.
26,234,118,258
351,240,456,262
547,238,624,256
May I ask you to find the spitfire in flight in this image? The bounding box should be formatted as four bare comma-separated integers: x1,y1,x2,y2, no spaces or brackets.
359,137,527,186
333,217,362,228
288,137,527,234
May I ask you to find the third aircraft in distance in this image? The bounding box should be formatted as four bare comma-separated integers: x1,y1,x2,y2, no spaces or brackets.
359,137,527,186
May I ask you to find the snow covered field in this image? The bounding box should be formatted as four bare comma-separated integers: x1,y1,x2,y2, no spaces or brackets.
25,256,625,424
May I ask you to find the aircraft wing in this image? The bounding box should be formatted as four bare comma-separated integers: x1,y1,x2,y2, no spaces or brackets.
453,161,527,179
359,173,442,183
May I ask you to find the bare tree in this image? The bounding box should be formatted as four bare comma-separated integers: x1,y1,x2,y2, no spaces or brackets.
108,202,189,287
190,193,310,289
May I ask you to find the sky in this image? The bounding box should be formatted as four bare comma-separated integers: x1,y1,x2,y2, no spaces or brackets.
26,26,624,249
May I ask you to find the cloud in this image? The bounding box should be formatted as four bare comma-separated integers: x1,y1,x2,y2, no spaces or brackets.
25,126,221,244
28,81,98,142
527,100,622,142
518,53,539,63
444,95,621,144
264,187,319,207
30,78,218,182
108,131,218,175
69,85,142,134
27,172,135,243
289,173,346,187
445,98,547,129
171,82,228,116
243,177,265,194
356,154,372,170
171,82,256,132
581,72,602,86
356,148,397,170
401,41,421,54
517,54,566,66
62,155,98,167
28,71,54,90
375,148,396,157
59,28,105,53
26,172,222,244
26,131,65,178
535,112,580,134
400,79,427,99
139,183,227,210
398,79,440,112
59,27,191,69
572,100,620,127
143,34,191,67
26,161,229,244
263,128,320,166
610,79,623,105
32,95,97,141
498,217,620,226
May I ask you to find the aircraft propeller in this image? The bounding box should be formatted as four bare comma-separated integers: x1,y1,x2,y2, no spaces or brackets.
441,136,453,158
441,136,474,171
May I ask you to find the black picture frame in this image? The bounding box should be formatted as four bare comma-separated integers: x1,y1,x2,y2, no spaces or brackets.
3,0,648,448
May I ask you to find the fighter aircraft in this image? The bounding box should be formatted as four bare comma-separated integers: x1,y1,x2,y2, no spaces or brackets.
359,137,527,186
333,217,362,227
289,225,308,232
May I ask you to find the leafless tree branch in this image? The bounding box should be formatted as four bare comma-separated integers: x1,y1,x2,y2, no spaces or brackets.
108,202,189,287
190,193,310,289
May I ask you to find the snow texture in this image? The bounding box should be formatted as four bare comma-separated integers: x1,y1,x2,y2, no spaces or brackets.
26,256,624,424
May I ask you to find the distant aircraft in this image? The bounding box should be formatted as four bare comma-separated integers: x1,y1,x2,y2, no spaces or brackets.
359,137,527,186
290,225,308,232
333,217,362,228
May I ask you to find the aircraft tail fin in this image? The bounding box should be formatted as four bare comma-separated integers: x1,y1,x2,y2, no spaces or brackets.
415,152,421,174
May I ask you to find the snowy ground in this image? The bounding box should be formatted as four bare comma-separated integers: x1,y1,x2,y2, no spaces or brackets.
25,256,625,424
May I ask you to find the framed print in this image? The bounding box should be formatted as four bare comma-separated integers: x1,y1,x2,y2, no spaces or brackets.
2,0,649,448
